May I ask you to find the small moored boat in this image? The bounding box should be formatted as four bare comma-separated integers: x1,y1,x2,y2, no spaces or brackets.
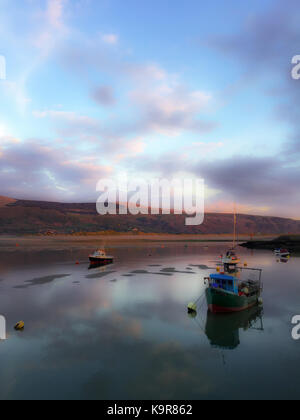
89,249,114,265
274,248,290,258
221,249,240,266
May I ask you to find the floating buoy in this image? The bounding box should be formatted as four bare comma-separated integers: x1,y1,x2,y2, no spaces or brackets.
14,321,25,331
244,262,248,267
187,303,197,314
76,261,79,265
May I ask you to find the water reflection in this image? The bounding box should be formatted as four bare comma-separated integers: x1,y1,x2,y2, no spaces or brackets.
276,257,291,264
205,306,264,350
0,244,300,399
88,261,114,270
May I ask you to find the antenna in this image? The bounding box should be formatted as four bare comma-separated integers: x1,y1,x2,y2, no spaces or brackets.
233,203,237,249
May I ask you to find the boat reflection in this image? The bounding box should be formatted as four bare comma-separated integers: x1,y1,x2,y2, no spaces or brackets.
205,305,264,350
276,256,290,264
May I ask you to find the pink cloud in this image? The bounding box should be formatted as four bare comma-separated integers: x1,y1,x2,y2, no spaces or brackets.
101,33,119,45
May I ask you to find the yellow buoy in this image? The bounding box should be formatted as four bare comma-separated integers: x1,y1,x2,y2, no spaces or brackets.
187,303,197,314
14,321,25,331
244,262,248,267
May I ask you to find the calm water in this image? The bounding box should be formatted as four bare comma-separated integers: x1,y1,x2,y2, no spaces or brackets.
0,243,299,400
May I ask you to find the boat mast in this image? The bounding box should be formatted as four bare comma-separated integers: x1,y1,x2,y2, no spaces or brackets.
233,204,237,249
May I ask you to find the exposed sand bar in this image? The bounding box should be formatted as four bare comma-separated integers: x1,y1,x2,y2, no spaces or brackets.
0,234,277,252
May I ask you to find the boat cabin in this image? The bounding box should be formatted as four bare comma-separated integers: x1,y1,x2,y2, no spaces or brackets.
92,249,106,257
209,273,239,295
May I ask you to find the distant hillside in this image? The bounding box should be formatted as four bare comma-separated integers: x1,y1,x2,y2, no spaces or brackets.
0,196,16,208
0,197,300,235
241,235,300,252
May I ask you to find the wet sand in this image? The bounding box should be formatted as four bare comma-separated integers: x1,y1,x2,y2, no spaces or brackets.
0,233,276,252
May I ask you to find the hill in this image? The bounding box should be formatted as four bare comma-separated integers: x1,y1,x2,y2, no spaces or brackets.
0,197,300,235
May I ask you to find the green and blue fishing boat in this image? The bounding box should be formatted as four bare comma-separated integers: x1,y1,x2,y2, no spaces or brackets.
206,269,263,314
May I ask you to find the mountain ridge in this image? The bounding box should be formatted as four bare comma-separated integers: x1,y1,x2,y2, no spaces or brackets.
0,197,300,235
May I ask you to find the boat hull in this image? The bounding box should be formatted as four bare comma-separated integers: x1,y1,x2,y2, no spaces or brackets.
89,257,114,265
206,287,260,314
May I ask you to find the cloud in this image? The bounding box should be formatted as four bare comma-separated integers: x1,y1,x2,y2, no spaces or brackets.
33,110,98,127
47,0,65,29
113,138,146,162
58,39,217,138
0,141,112,201
207,0,300,155
33,0,69,56
193,156,300,203
194,155,300,217
0,0,69,114
130,84,215,136
91,86,116,106
207,0,299,71
101,33,119,45
33,109,102,139
122,151,300,217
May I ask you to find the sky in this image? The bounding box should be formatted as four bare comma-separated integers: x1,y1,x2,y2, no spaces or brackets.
0,0,300,218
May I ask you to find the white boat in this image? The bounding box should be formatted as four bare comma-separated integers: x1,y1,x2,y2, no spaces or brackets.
221,249,240,265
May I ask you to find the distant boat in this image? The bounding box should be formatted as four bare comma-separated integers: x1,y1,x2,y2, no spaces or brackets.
205,269,263,314
221,208,240,269
89,249,114,265
221,249,240,266
274,248,290,258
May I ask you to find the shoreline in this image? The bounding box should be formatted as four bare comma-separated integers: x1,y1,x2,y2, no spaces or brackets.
241,235,300,252
0,233,277,252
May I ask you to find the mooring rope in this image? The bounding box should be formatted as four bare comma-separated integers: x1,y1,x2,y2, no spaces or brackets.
194,289,206,306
